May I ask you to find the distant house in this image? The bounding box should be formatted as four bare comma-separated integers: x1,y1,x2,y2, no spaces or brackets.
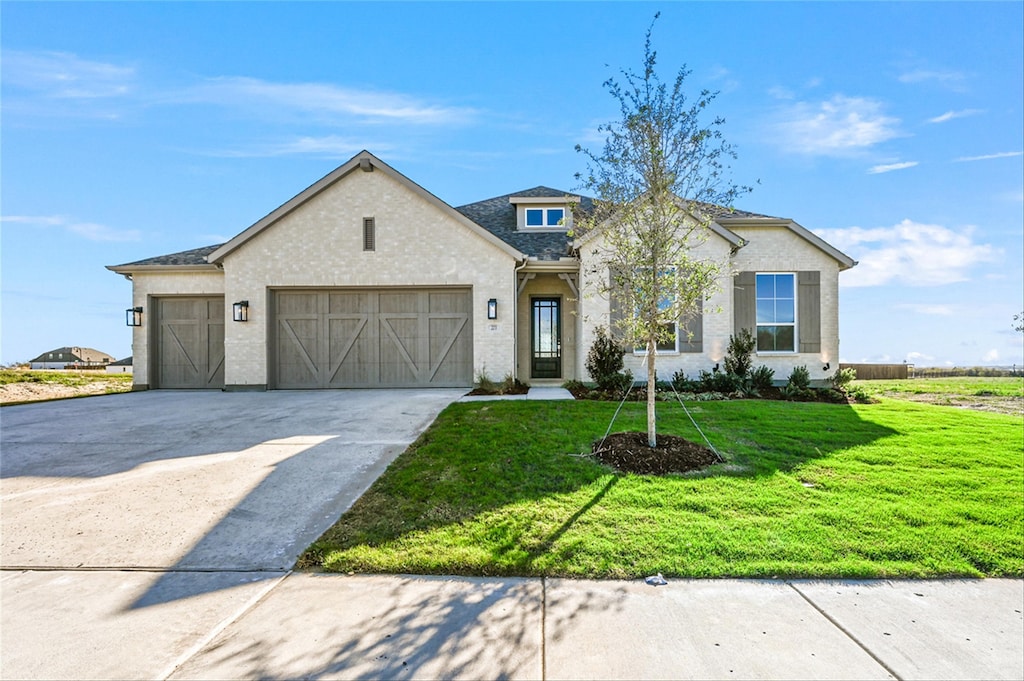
29,347,115,370
106,356,133,374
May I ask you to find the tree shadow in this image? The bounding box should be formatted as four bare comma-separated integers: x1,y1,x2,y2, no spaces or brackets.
168,573,626,680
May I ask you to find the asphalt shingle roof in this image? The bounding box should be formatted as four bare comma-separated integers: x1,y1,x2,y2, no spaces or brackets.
456,187,589,261
113,244,223,267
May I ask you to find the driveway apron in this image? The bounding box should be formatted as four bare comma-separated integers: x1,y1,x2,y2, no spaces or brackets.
0,389,462,679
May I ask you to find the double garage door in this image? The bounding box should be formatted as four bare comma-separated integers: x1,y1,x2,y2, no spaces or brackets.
272,288,473,388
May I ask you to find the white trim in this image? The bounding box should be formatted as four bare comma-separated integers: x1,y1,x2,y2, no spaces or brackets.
754,271,797,354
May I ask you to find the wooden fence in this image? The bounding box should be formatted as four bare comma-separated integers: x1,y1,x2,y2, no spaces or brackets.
838,363,911,380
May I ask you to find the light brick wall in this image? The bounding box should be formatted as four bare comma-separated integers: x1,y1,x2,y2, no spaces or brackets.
576,229,734,383
576,223,845,384
128,270,225,387
730,226,841,382
221,168,518,387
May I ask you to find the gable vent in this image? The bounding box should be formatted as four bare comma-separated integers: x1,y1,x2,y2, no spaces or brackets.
363,217,376,251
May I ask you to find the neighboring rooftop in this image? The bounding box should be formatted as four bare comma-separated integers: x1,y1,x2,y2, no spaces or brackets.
29,347,115,364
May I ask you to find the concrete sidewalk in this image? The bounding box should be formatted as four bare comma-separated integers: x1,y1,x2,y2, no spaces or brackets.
7,570,1017,680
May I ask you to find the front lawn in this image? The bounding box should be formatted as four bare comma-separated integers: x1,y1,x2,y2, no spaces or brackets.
301,399,1023,579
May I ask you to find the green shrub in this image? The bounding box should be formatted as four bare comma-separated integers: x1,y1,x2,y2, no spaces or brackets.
831,367,857,391
671,370,698,392
787,365,811,391
697,369,739,393
723,329,756,378
476,368,498,393
586,326,627,391
750,365,775,391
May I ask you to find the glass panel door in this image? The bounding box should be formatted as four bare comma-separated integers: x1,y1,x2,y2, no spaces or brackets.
531,298,561,378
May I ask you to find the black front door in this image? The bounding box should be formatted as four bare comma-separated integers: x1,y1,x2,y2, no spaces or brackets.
531,297,561,378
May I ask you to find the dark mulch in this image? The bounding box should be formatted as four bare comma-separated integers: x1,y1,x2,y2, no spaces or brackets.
593,431,720,475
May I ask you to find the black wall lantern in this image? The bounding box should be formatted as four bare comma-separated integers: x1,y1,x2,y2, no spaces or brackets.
126,306,143,327
487,298,498,320
823,362,831,371
232,300,250,322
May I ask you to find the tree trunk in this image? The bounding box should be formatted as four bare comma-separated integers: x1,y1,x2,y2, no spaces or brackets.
647,339,657,448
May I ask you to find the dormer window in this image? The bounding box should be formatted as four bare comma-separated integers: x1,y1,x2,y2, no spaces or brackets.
511,194,578,231
525,207,565,228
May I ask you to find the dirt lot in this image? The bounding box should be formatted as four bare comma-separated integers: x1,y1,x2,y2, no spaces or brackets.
0,371,133,405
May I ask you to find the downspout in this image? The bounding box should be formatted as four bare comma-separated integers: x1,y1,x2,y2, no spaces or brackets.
513,257,529,383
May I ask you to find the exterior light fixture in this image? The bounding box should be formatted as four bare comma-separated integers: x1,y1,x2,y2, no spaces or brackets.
713,363,720,373
126,306,143,327
823,363,830,371
232,300,250,322
487,298,498,320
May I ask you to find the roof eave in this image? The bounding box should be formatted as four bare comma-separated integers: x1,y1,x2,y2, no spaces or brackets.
106,264,221,275
718,217,857,270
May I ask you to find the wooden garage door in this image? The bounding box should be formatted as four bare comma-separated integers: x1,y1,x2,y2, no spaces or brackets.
155,297,225,389
273,289,472,388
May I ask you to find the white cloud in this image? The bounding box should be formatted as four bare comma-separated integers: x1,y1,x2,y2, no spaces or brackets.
201,135,395,159
955,151,1023,162
178,77,478,125
0,215,140,242
771,95,902,156
2,50,135,98
898,68,967,90
906,351,935,362
927,109,983,124
817,219,999,287
895,304,955,316
982,348,1000,363
767,86,794,100
868,161,918,174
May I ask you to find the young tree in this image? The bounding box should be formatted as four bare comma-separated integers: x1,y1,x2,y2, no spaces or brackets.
573,14,751,448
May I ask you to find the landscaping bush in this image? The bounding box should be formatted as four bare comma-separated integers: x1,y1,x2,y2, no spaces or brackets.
697,369,739,393
586,326,629,391
671,369,699,392
723,329,756,378
831,366,857,391
787,365,811,390
750,365,775,391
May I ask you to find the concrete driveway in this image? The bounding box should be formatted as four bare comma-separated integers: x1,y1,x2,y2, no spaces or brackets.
0,389,462,679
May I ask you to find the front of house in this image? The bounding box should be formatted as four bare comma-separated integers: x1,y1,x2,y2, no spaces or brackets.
107,150,855,391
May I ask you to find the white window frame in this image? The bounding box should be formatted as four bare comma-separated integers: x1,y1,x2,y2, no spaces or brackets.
755,271,797,354
523,207,565,229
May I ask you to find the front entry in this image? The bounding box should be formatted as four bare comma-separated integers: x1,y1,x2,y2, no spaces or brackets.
531,297,561,379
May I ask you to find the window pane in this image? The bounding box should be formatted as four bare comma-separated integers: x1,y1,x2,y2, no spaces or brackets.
547,208,564,226
776,299,795,324
756,299,775,323
776,325,794,351
657,322,677,351
775,273,795,299
757,327,776,352
526,209,543,226
756,273,775,298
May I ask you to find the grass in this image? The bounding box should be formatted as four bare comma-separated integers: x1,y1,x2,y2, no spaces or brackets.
0,368,131,387
854,376,1023,399
302,397,1023,579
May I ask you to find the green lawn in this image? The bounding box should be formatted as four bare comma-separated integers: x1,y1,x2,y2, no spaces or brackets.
302,398,1023,579
854,376,1023,398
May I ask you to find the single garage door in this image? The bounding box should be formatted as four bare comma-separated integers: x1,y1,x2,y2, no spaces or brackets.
272,288,472,388
154,297,225,389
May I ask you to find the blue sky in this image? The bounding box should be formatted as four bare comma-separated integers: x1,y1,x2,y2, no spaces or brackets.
2,2,1022,368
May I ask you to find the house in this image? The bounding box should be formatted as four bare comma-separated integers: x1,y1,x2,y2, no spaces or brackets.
107,150,855,391
29,347,115,370
106,356,133,374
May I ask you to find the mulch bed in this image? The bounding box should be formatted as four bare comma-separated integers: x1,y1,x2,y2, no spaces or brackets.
593,431,720,475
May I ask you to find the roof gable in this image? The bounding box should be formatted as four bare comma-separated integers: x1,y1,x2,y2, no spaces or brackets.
207,150,523,264
715,216,857,270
